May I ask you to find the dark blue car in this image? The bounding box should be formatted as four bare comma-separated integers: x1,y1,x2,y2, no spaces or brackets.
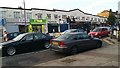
1,32,53,56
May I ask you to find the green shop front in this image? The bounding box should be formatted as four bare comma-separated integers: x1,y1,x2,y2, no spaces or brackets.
28,19,47,33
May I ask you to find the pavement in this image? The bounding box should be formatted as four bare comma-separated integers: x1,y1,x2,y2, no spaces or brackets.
35,37,119,66
0,37,3,43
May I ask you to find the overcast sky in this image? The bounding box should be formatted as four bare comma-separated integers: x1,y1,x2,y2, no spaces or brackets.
0,0,119,15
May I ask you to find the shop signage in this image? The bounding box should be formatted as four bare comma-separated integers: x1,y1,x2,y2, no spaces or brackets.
30,19,46,24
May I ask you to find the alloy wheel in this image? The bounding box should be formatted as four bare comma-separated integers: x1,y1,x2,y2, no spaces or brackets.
7,47,16,56
44,42,50,49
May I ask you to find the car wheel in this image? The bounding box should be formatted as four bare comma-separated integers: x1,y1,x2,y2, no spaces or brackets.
70,46,78,55
44,42,50,49
97,42,102,48
7,47,16,56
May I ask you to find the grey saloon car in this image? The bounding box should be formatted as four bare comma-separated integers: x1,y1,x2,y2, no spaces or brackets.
50,32,102,55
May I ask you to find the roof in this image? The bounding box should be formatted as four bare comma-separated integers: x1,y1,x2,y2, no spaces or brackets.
0,7,106,18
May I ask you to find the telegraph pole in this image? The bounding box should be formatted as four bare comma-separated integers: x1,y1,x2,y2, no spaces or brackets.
23,0,27,32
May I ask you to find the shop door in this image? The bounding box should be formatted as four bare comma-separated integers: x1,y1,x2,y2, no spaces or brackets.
60,24,68,32
48,24,58,33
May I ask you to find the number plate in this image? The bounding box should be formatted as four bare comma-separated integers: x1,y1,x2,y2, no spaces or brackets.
52,42,58,45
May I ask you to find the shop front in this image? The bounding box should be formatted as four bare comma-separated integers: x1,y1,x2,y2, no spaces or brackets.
29,19,46,33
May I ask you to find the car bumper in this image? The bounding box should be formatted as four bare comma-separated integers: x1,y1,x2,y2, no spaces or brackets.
50,46,69,53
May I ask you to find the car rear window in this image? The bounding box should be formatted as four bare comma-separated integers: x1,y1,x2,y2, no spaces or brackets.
57,34,72,40
92,28,102,32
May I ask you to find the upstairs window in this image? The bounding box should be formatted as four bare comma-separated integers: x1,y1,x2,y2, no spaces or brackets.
62,15,67,19
54,14,58,19
27,13,32,19
14,11,20,19
47,14,51,19
35,13,42,19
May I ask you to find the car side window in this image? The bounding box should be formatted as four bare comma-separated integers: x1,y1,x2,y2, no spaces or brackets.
102,28,106,31
104,28,108,31
77,34,83,39
34,33,46,40
23,34,33,41
41,34,46,38
14,33,18,37
81,34,90,39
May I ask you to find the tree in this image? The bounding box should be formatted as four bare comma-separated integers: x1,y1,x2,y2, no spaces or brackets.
107,12,117,25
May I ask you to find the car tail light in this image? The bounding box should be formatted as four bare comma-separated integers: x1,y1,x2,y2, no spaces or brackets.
60,41,65,46
50,40,53,44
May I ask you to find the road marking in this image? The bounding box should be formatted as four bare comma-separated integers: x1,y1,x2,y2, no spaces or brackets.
102,39,113,45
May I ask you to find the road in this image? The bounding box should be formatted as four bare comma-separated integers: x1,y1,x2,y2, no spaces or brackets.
1,39,118,66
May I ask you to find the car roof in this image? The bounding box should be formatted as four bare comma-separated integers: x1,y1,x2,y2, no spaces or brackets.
99,27,110,28
68,32,86,35
20,32,44,35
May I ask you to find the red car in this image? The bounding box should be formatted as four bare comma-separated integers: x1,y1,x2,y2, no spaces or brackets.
88,27,110,38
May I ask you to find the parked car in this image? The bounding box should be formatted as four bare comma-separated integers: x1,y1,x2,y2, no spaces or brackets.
61,29,85,35
7,32,23,41
0,32,53,56
50,32,102,55
88,27,110,38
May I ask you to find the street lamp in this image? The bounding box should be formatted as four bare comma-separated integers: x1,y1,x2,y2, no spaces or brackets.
23,0,27,32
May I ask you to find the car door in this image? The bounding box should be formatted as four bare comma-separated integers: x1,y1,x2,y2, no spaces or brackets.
101,28,107,36
104,28,109,36
80,33,95,50
33,33,48,49
19,34,34,51
75,34,88,51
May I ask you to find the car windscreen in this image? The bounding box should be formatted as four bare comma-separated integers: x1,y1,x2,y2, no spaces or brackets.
63,30,71,34
92,28,101,32
13,34,26,41
57,34,72,40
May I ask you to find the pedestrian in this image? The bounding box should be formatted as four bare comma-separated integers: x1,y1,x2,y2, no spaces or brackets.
3,31,8,42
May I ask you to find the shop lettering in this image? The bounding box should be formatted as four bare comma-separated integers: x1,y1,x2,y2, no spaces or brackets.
34,20,43,23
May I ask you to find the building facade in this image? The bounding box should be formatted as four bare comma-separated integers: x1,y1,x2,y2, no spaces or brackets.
0,7,107,33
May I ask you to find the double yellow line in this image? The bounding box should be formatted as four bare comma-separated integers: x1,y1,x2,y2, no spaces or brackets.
101,38,114,45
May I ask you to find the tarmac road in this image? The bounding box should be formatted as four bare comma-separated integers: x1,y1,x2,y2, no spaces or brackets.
1,38,118,66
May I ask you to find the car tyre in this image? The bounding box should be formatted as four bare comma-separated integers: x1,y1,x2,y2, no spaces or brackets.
44,42,50,49
70,46,78,55
7,47,16,56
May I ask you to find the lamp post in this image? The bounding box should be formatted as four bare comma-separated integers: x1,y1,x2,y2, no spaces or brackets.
23,0,27,32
